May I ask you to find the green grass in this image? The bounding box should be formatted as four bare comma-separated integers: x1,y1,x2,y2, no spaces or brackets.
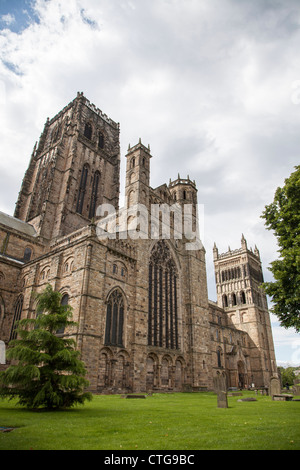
0,392,299,450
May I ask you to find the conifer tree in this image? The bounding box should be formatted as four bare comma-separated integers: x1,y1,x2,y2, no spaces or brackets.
0,284,92,409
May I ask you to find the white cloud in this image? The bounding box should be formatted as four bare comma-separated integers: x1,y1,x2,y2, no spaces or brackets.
0,14,16,26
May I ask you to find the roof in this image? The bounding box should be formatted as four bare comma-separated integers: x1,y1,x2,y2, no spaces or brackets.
0,211,37,238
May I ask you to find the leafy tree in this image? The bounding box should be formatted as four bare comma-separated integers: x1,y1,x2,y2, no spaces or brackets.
0,284,92,409
279,366,296,387
261,165,300,332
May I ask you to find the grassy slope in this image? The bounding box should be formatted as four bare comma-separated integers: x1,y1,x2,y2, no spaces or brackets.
0,392,299,450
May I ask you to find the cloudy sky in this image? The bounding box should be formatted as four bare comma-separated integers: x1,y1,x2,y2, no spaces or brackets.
0,0,299,366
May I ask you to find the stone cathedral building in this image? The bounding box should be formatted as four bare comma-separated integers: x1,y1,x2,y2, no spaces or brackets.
0,93,277,393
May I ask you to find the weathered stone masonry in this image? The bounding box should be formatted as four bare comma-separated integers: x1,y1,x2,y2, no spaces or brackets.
0,93,277,390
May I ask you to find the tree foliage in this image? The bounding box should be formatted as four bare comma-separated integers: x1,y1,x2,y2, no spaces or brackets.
278,366,297,386
261,165,300,332
0,285,92,409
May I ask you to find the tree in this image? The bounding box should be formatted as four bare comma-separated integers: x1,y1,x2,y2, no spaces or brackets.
261,165,300,332
278,366,296,387
0,285,93,409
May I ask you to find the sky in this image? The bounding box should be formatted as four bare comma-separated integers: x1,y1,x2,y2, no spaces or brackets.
0,0,299,367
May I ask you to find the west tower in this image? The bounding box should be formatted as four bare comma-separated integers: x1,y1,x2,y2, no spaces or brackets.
15,92,120,240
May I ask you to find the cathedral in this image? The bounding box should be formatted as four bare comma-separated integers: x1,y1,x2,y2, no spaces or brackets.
0,92,277,393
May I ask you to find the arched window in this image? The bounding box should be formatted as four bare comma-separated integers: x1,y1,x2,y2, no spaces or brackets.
98,132,104,149
10,295,23,341
232,293,237,306
217,348,222,368
240,291,246,304
0,296,5,331
223,294,228,308
76,164,89,214
56,293,69,335
105,290,124,347
148,241,179,349
89,171,100,219
84,122,93,140
23,247,32,262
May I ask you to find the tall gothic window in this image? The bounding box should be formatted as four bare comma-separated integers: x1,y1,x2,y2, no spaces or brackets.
76,164,89,215
148,241,179,349
89,171,100,219
105,290,124,347
10,294,23,341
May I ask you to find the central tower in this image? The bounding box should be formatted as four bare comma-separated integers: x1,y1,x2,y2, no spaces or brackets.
213,235,277,386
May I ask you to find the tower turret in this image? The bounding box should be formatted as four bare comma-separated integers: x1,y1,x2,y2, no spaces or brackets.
125,139,152,209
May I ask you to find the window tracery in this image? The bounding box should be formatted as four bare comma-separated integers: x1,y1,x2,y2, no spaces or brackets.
148,241,179,349
105,289,125,347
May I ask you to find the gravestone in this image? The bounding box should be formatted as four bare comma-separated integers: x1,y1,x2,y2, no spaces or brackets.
237,398,257,402
213,372,228,408
269,376,281,397
292,380,300,396
0,341,5,365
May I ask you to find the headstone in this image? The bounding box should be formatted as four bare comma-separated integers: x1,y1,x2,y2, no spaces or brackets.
0,341,5,365
292,380,300,396
237,398,257,402
269,376,281,397
213,372,228,408
126,395,146,399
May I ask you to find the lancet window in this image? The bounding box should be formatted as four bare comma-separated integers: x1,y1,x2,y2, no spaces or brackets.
148,241,179,349
76,164,89,215
10,295,23,341
89,171,100,219
105,289,125,347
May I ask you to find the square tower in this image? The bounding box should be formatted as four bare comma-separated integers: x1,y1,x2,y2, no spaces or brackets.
213,235,277,387
15,93,120,240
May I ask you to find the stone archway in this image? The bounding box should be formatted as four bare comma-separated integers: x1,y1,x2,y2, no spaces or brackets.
175,359,184,391
146,354,158,391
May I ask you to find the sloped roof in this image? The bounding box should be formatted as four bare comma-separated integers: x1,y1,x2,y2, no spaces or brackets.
0,211,36,237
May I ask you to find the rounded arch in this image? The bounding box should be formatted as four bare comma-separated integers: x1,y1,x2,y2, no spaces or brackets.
116,349,131,361
146,353,159,391
161,355,172,387
98,347,113,390
40,265,51,281
175,356,185,390
99,345,114,359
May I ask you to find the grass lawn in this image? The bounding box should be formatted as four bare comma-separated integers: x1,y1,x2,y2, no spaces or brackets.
0,391,299,450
